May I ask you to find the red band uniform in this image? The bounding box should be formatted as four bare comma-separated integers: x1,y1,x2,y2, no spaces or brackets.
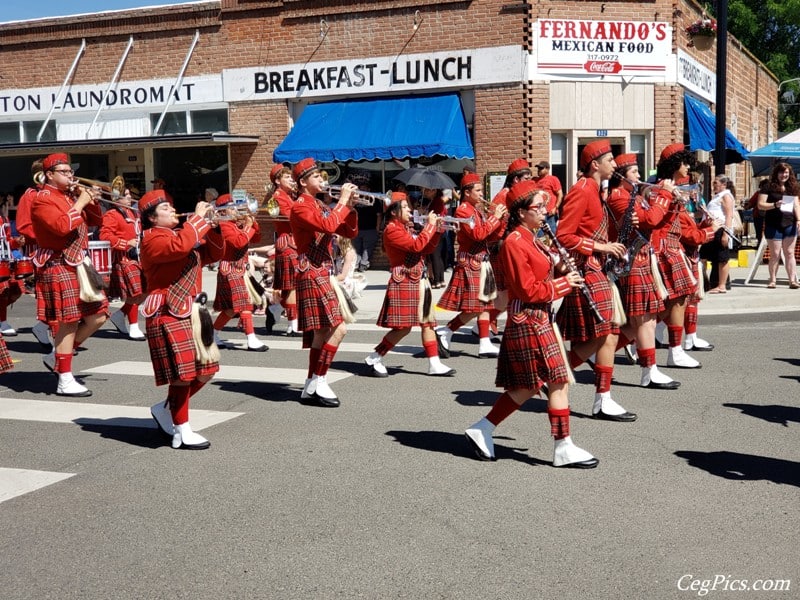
269,165,301,335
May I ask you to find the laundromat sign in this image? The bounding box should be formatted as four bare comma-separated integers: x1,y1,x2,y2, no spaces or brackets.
223,45,524,101
535,19,672,77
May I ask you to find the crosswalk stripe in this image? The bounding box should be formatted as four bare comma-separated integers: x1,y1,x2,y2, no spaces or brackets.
218,339,424,355
83,361,354,385
0,467,75,505
0,397,243,431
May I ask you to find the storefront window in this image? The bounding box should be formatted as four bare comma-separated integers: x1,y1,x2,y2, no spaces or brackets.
150,112,187,135
0,123,20,144
22,121,56,142
191,109,228,133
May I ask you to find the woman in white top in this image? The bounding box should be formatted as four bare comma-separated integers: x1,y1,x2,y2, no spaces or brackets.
699,175,736,294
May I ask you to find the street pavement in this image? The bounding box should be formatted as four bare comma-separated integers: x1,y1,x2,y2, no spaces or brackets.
0,264,798,599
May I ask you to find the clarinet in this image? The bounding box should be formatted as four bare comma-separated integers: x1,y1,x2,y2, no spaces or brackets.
694,201,742,246
539,222,606,323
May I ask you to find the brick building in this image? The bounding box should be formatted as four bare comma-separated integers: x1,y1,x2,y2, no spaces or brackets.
0,0,778,226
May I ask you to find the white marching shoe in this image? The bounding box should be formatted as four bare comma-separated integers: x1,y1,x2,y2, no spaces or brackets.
32,320,52,347
464,417,496,461
171,422,210,450
552,436,599,468
623,342,638,364
0,321,17,336
302,374,339,407
268,303,283,324
683,333,714,351
56,373,92,398
654,321,667,347
667,345,701,369
427,356,456,377
150,400,174,437
478,337,500,359
109,310,129,335
246,333,268,352
364,352,388,377
640,365,681,390
128,322,146,340
301,377,316,399
435,326,453,358
592,392,637,422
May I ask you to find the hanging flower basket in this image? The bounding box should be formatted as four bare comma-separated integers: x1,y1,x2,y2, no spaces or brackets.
686,19,716,50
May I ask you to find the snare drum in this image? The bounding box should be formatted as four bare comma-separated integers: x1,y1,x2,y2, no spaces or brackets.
14,258,34,279
0,260,11,280
88,241,112,276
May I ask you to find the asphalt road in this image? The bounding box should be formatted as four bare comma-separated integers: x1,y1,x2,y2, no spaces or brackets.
0,269,798,600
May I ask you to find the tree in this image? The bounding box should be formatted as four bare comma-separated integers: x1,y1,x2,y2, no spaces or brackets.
725,0,800,132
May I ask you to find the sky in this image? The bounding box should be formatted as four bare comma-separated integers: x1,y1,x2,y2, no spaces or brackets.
0,1,193,24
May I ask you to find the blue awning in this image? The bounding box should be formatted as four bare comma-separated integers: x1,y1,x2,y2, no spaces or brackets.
684,94,749,164
273,93,474,163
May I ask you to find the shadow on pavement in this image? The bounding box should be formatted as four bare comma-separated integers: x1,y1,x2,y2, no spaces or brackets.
723,403,800,427
674,450,800,488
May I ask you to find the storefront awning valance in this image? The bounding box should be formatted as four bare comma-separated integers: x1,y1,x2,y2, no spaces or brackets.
684,94,750,164
273,93,475,163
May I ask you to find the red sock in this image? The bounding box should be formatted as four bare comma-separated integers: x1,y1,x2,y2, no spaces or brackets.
214,313,232,330
122,303,138,323
477,318,490,339
307,347,322,378
568,349,584,369
637,347,656,368
285,304,298,321
54,352,73,374
315,343,338,377
486,392,520,426
615,333,632,351
375,336,395,356
423,339,438,358
168,384,191,425
667,325,683,348
594,364,613,394
189,379,207,397
240,311,254,335
447,315,463,332
684,303,698,334
548,407,571,439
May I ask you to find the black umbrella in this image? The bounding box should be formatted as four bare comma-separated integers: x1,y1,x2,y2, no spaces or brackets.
393,167,456,190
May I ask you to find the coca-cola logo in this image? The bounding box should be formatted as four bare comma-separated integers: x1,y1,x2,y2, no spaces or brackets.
583,61,622,73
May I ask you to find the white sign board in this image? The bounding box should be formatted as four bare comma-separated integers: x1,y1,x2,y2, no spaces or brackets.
676,49,716,103
534,19,673,77
223,45,525,101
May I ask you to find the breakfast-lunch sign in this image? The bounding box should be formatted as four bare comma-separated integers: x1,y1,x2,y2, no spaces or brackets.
534,19,673,77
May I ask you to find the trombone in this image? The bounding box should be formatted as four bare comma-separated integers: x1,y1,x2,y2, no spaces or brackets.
321,182,389,206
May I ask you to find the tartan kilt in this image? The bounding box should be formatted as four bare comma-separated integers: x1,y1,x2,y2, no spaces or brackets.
556,268,617,341
35,261,108,324
496,308,569,390
145,307,218,386
0,336,13,374
437,260,494,313
108,260,143,301
0,278,24,304
617,253,665,317
296,265,343,331
377,275,436,329
213,271,251,313
273,247,299,291
489,247,507,291
657,246,696,300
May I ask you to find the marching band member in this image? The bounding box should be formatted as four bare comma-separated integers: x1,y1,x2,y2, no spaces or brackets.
290,158,358,407
100,183,145,340
651,143,715,369
269,164,301,336
211,193,268,352
139,190,225,449
555,140,636,422
15,158,52,347
606,154,679,390
436,172,506,358
363,192,455,378
465,181,598,468
31,153,107,397
0,215,25,336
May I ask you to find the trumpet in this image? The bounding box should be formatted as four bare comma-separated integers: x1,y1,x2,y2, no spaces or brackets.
321,182,389,206
412,211,475,231
67,178,139,212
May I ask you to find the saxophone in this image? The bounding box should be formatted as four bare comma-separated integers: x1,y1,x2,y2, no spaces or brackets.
605,184,648,282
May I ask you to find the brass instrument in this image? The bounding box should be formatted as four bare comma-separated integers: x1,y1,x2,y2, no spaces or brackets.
321,182,389,206
412,211,474,231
